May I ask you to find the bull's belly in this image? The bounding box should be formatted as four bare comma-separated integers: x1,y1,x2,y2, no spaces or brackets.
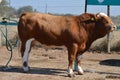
34,37,65,46
35,41,65,50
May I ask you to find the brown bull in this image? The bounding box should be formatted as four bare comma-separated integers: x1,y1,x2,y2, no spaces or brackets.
18,12,116,77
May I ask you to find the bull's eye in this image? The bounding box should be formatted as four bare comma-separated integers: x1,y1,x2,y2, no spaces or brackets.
103,20,108,24
101,17,109,24
105,21,108,24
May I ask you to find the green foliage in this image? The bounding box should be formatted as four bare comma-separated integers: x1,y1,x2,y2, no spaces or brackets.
17,6,34,17
0,0,8,6
0,0,9,16
0,0,36,18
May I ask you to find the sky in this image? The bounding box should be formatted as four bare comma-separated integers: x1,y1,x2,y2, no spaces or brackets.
7,0,120,16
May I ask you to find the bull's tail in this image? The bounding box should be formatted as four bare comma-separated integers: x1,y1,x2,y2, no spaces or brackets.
17,12,28,40
17,13,27,57
16,35,22,57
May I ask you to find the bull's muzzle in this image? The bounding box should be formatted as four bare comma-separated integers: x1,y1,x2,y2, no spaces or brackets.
109,24,116,32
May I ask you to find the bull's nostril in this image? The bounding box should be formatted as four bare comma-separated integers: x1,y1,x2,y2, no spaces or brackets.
113,25,117,30
110,24,116,31
111,25,116,31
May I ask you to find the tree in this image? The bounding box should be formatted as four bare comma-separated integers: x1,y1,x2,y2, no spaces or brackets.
17,6,34,17
7,7,17,17
0,1,37,18
0,0,9,16
0,0,8,6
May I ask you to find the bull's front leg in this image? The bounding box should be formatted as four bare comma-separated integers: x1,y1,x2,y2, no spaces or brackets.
67,43,78,77
75,43,86,75
76,53,84,75
20,38,34,72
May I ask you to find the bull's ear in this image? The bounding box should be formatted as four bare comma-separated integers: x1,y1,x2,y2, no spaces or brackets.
79,13,91,22
79,13,96,22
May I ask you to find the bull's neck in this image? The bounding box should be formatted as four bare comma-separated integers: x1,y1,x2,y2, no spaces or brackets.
83,23,98,49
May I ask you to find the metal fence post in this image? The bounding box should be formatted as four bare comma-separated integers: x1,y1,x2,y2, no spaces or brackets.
0,31,1,47
107,33,110,53
107,5,111,53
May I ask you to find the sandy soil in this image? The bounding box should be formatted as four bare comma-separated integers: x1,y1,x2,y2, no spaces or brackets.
0,46,120,80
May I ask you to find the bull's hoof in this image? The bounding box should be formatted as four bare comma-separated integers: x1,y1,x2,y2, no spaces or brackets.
68,73,76,77
78,71,84,75
23,67,30,73
23,70,29,73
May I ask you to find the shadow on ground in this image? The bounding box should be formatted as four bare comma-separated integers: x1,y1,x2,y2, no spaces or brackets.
0,65,119,78
0,66,67,77
99,59,120,67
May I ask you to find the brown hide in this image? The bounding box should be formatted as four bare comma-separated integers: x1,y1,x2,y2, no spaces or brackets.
18,13,84,47
18,12,115,52
18,12,115,76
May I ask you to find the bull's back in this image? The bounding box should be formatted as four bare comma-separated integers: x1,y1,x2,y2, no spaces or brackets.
18,12,66,32
18,12,80,45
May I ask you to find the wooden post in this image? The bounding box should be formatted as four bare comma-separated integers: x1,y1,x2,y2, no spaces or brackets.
107,5,110,53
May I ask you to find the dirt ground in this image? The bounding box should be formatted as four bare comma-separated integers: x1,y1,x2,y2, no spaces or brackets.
0,46,120,80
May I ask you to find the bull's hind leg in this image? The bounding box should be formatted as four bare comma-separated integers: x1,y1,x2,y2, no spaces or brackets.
20,38,34,72
67,43,78,77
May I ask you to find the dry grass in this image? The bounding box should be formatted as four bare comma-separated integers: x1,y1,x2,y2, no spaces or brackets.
91,31,120,52
0,26,17,45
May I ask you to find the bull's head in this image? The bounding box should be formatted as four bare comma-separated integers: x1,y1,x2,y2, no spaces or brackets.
79,12,116,38
96,12,116,33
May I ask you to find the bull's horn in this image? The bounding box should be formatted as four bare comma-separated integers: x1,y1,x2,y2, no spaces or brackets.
96,12,108,18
